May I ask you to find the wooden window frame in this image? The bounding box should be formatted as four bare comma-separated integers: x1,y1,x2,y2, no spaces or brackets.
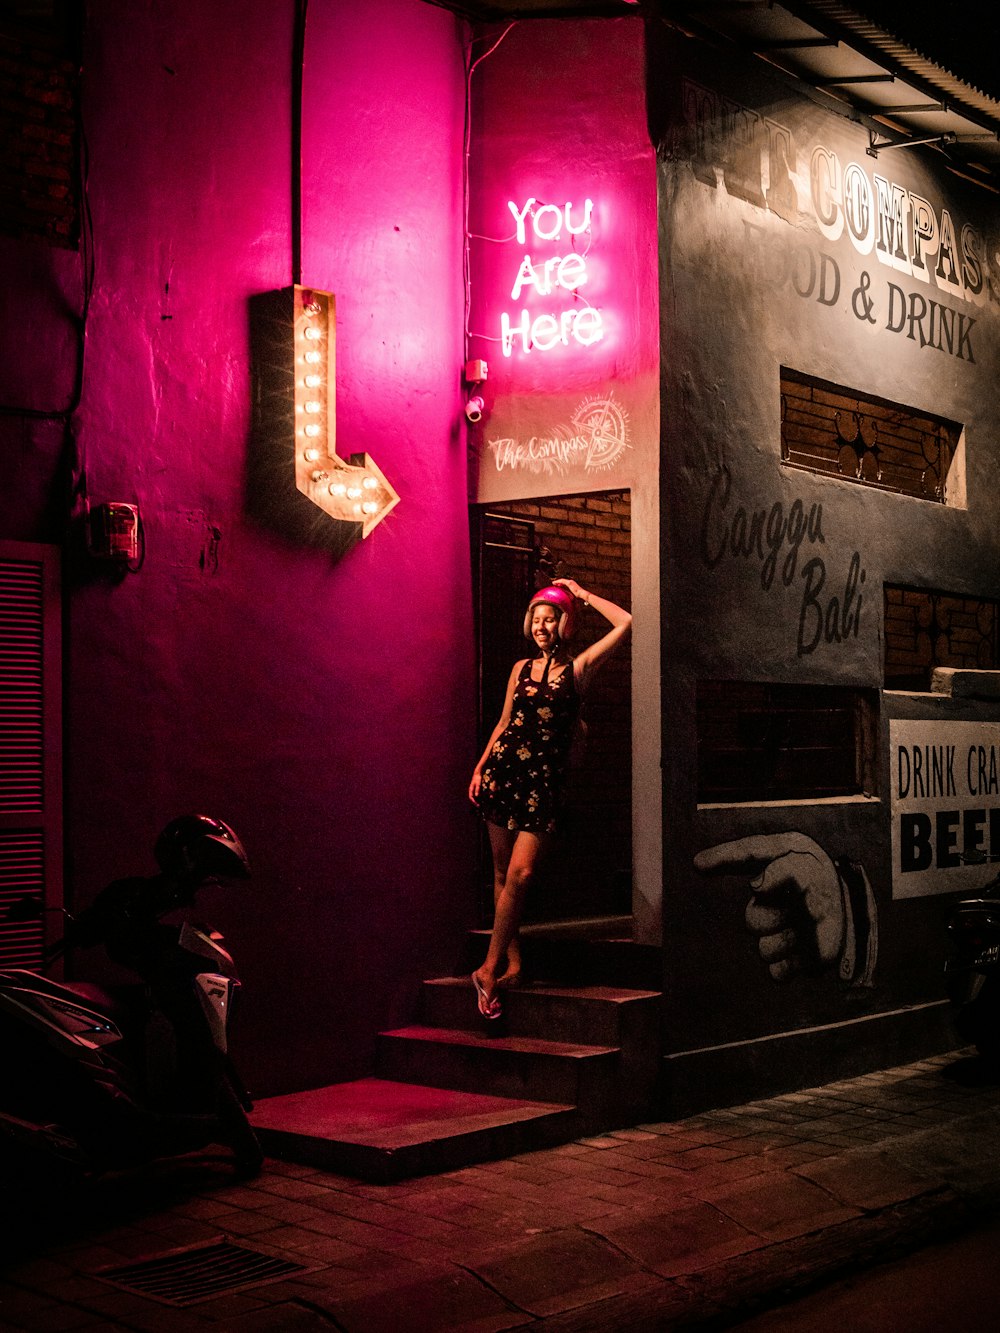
884,584,1000,692
697,679,879,806
781,367,963,505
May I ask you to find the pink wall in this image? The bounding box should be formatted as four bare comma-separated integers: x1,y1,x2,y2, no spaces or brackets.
0,0,475,1095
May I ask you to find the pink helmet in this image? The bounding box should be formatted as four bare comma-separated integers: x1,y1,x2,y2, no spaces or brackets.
524,585,576,642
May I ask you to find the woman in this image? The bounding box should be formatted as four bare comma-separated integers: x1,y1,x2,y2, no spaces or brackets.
468,577,632,1018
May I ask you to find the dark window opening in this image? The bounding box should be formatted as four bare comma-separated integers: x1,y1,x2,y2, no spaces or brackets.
884,585,1000,691
0,1,81,247
781,367,962,504
697,681,878,805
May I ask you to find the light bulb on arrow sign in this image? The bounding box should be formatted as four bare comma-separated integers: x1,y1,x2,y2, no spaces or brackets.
292,286,400,538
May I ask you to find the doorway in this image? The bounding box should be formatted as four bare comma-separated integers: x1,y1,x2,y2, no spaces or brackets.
472,490,632,924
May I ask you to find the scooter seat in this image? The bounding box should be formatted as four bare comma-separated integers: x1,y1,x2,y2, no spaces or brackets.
0,970,142,1025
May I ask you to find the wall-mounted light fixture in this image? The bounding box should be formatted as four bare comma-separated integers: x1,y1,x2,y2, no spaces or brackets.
291,286,399,538
464,357,488,424
85,501,144,571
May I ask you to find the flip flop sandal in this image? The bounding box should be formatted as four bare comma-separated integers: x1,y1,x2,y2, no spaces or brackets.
472,972,502,1020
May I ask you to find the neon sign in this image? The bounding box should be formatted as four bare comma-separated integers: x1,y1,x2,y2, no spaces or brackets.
500,197,604,356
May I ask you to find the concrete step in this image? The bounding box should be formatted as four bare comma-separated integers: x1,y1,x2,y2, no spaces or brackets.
462,920,660,990
250,1077,578,1184
422,976,660,1047
376,1024,621,1117
252,923,665,1183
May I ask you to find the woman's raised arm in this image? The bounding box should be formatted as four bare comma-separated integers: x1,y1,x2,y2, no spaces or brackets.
553,578,631,694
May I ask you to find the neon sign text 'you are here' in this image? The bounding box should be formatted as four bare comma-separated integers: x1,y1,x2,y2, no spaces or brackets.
500,197,604,356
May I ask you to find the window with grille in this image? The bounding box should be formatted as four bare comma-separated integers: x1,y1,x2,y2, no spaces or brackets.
0,541,62,967
781,368,963,505
697,680,878,805
884,585,1000,691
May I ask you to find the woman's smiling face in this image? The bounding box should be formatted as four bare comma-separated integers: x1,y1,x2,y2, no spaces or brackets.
531,604,559,649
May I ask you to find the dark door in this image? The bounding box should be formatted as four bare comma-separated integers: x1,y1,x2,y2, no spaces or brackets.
473,496,632,924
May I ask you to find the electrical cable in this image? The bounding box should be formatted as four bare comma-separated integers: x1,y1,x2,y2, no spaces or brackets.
291,0,308,288
463,22,517,360
65,100,95,523
462,24,598,355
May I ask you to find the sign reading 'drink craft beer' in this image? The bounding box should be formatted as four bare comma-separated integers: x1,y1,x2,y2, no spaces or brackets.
890,719,1000,898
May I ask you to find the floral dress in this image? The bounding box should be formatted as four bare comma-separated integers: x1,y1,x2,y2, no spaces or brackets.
478,657,580,834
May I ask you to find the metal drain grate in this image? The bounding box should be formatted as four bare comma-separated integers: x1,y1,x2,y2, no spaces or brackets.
97,1238,313,1306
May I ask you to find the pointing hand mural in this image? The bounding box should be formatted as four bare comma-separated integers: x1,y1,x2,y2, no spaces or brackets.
695,832,878,987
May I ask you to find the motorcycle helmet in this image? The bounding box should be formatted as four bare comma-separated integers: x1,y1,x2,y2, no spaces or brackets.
523,585,576,642
154,815,251,882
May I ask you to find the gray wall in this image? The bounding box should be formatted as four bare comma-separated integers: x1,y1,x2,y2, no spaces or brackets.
655,31,1000,1106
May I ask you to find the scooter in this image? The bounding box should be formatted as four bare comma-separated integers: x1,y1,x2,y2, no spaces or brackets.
944,869,1000,1062
0,816,263,1182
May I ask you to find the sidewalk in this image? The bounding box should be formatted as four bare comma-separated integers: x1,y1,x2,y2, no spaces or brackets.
4,1049,1000,1332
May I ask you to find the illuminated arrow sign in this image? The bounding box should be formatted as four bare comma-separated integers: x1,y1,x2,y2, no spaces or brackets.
292,286,399,538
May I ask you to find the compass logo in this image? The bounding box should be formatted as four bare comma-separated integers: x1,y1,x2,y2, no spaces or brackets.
487,393,630,476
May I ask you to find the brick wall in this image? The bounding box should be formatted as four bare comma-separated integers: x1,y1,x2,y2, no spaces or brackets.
781,367,960,502
885,585,1000,690
0,9,79,247
486,490,633,918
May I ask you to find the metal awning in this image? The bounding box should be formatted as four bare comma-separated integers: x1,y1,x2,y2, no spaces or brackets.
668,1,1000,190
427,0,1000,189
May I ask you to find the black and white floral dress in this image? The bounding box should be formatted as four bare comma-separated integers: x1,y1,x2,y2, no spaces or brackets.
478,657,579,834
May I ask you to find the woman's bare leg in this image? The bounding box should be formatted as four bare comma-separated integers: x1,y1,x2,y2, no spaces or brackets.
490,826,528,986
474,826,551,1006
486,823,523,988
473,823,514,1007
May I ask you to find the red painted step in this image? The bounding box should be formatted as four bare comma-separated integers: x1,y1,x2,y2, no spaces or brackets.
250,1077,576,1183
253,920,664,1182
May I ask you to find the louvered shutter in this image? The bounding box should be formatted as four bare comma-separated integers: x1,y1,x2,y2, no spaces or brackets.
0,541,62,967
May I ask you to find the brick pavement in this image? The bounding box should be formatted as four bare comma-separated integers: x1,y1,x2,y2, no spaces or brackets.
3,1049,1000,1331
